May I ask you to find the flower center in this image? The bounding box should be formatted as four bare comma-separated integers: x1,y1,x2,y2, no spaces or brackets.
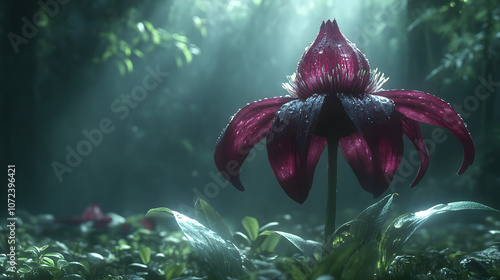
283,67,389,99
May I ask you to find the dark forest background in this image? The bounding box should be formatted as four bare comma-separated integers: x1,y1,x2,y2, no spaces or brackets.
2,0,499,225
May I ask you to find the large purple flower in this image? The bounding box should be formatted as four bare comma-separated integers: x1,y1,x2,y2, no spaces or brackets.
215,19,474,204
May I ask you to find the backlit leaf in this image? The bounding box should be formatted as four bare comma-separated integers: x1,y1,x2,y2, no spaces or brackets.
171,210,243,278
242,216,259,241
379,201,500,270
195,198,233,242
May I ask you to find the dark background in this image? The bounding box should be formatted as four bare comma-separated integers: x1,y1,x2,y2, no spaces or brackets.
2,0,499,226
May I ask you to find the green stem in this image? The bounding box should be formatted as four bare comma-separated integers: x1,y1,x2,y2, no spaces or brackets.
324,139,338,245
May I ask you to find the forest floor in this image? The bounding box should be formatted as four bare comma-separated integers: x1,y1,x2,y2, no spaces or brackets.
1,208,500,280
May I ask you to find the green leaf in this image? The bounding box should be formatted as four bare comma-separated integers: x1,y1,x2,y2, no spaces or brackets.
175,42,193,64
170,210,243,278
138,246,151,264
164,262,186,280
39,245,49,252
43,252,64,260
133,49,145,58
311,238,361,279
264,230,321,264
41,257,55,267
254,234,281,253
242,216,259,241
124,58,133,73
379,201,500,270
331,193,395,248
61,261,88,276
259,221,279,232
195,198,233,242
341,240,378,280
146,207,173,216
115,60,126,76
233,231,251,247
312,194,395,278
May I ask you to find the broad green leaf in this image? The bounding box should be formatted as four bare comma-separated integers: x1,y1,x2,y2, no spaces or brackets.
255,234,281,253
170,210,243,278
57,259,68,269
341,240,378,280
138,246,151,264
40,264,61,275
195,198,233,242
263,230,321,264
379,201,500,270
242,216,259,241
312,194,395,278
164,262,186,280
311,238,361,279
41,257,55,266
331,193,395,248
39,245,49,252
43,252,64,260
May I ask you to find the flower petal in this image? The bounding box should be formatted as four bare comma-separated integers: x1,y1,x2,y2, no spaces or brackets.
291,19,371,98
338,93,404,197
267,94,326,204
400,115,429,187
339,132,373,192
378,90,474,175
215,97,294,191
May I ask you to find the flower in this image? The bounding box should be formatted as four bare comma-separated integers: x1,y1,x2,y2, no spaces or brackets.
214,19,474,204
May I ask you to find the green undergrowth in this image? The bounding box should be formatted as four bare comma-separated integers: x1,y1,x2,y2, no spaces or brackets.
1,197,500,279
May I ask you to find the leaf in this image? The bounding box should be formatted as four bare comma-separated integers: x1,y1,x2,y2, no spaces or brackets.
242,216,259,241
41,257,55,267
170,210,243,278
379,201,500,270
146,207,173,216
330,193,395,248
43,252,64,260
124,58,133,73
60,261,88,276
138,246,151,264
176,42,193,64
194,198,233,242
263,230,321,264
115,60,126,76
164,262,186,280
233,231,251,247
311,238,361,279
259,221,279,232
341,240,378,280
254,234,281,253
39,245,49,252
312,194,395,278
